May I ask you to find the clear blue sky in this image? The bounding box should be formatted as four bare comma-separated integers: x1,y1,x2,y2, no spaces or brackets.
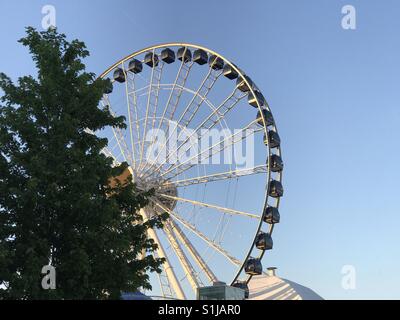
1,0,400,299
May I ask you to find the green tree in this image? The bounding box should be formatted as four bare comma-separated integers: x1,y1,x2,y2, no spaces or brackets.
0,27,166,299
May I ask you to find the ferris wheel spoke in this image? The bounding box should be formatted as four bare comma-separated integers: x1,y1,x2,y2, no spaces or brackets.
176,87,246,151
140,86,222,180
157,88,247,177
163,164,268,188
100,146,114,159
161,58,194,123
163,221,203,292
126,71,142,169
101,147,121,166
159,193,260,219
149,68,164,138
101,96,133,164
140,55,194,175
177,67,223,129
138,50,164,170
161,118,263,181
85,128,121,166
140,67,223,179
121,65,138,170
152,200,242,266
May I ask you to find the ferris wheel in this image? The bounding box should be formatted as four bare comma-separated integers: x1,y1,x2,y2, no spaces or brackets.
97,43,283,300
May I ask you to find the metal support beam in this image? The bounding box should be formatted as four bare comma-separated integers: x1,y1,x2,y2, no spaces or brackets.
152,201,241,266
140,209,186,300
163,221,201,293
169,219,218,284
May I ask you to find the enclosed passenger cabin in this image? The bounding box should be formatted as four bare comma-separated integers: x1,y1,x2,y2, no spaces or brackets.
128,59,143,74
161,48,175,64
104,79,113,94
193,49,208,65
256,109,274,127
248,90,265,108
255,232,273,250
223,64,239,80
113,68,126,83
269,180,284,198
263,131,281,149
177,47,191,63
270,154,284,172
232,281,249,299
263,206,280,224
236,75,254,92
144,52,159,67
209,55,224,70
245,258,263,276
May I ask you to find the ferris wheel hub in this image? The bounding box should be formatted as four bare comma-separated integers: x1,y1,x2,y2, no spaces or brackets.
132,168,178,212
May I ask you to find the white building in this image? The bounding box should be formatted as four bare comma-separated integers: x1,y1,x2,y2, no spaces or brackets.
247,268,323,300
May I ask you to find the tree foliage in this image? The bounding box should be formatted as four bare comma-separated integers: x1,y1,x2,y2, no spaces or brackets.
0,27,166,299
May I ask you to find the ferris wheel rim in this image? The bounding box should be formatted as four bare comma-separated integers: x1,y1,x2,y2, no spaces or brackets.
98,42,283,296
